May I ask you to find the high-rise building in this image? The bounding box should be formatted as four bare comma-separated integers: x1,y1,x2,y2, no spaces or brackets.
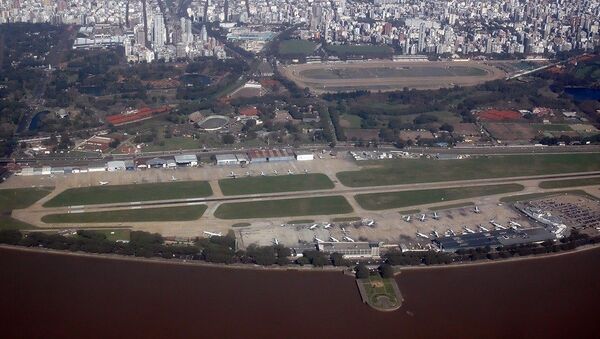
180,17,193,44
200,25,208,42
152,13,166,48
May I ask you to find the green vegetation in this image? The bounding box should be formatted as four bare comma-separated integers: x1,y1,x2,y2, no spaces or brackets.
339,114,362,128
214,196,353,219
429,202,475,211
278,40,318,56
539,177,600,189
76,229,131,242
287,219,315,224
44,181,212,207
232,223,251,228
499,190,597,203
338,153,600,187
532,124,572,132
41,205,207,223
218,174,334,196
355,184,524,211
0,187,53,230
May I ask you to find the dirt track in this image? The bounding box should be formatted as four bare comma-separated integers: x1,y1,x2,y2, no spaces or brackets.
280,60,507,93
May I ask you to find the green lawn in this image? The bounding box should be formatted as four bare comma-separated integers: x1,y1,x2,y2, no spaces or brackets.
355,184,524,210
338,153,600,187
360,275,399,308
0,187,53,230
219,174,334,196
44,181,213,207
81,229,131,241
142,136,202,152
539,177,600,189
499,190,598,203
339,114,362,128
214,196,353,219
532,124,572,132
278,39,318,56
42,205,207,223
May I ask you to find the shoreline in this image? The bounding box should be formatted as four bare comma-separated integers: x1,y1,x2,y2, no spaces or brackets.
2,242,599,273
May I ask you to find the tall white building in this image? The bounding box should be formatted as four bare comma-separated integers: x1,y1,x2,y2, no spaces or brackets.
152,13,166,48
181,17,193,44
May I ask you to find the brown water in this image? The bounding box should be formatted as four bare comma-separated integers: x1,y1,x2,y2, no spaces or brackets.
1,247,599,339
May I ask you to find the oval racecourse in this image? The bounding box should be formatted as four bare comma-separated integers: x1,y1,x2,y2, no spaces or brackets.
280,60,507,93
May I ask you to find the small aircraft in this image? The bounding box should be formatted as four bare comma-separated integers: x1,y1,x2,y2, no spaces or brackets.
419,214,426,222
323,223,332,229
463,226,476,234
343,236,355,242
490,220,506,230
364,219,375,227
99,181,109,186
287,169,294,175
304,169,309,174
447,228,456,236
246,171,251,177
431,229,440,238
473,206,481,214
229,171,237,179
314,237,325,243
171,176,178,181
432,212,440,220
203,231,222,237
341,227,347,234
261,171,266,176
416,232,430,239
509,221,522,228
309,224,318,230
329,236,340,243
478,225,490,232
404,215,411,222
273,169,278,175
273,238,279,245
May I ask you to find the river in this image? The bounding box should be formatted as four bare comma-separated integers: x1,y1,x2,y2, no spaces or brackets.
1,247,599,339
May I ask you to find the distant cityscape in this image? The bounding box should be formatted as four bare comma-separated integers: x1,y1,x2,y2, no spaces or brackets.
2,0,600,59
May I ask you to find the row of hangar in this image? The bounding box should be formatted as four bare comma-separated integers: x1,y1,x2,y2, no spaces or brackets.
215,149,314,165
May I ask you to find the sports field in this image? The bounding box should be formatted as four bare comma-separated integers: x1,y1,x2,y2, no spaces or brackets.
41,205,207,223
213,196,353,219
539,177,600,189
44,181,213,207
337,153,600,187
281,60,506,93
0,187,53,230
218,174,334,196
278,40,318,56
355,184,524,211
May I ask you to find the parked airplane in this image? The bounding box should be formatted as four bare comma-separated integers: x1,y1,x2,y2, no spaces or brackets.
323,223,332,229
403,215,411,222
431,229,440,238
490,220,506,230
363,219,375,226
309,224,318,230
273,238,279,245
314,237,325,243
287,169,294,175
447,228,456,236
464,226,476,234
343,236,355,242
509,221,522,228
416,232,430,239
419,214,426,222
203,231,222,237
171,176,178,181
329,236,340,243
273,170,278,175
474,206,481,214
304,169,309,174
246,171,251,177
432,212,440,220
341,227,347,234
260,171,266,176
444,229,453,237
478,225,490,232
99,181,109,186
229,171,237,179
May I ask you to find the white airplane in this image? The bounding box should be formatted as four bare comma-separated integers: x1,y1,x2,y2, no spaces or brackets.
314,237,325,243
509,221,522,228
341,227,347,234
273,238,279,245
431,229,440,238
416,232,430,239
432,212,440,220
474,206,481,214
99,181,109,186
478,225,490,232
260,171,266,176
464,226,476,234
365,220,375,227
329,236,340,242
404,215,411,222
309,224,318,230
445,229,453,237
323,223,332,229
490,220,506,230
203,231,222,237
419,214,426,222
280,223,286,227
343,236,355,242
447,228,456,236
287,169,294,175
273,170,278,175
171,176,178,181
304,169,309,174
246,171,251,177
229,171,236,179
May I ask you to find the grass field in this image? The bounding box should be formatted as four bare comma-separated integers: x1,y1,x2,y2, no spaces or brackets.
287,219,315,224
499,190,598,203
214,196,353,219
278,39,318,55
143,136,202,152
218,174,334,196
338,153,600,187
339,114,362,128
359,275,400,310
0,187,53,230
532,124,572,132
44,181,213,207
82,229,131,241
355,184,524,210
539,177,600,189
42,205,207,223
332,217,362,222
398,209,421,215
232,223,251,228
300,65,487,80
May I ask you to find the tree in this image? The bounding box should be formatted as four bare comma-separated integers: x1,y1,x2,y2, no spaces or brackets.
331,252,350,267
355,263,369,279
379,264,394,278
222,134,235,144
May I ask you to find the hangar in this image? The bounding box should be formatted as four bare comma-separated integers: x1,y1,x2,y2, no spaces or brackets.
174,154,198,167
294,150,314,161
